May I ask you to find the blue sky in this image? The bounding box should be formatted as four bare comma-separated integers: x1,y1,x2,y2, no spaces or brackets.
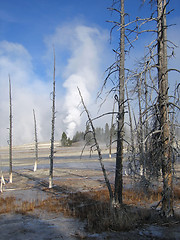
0,0,111,79
0,0,179,146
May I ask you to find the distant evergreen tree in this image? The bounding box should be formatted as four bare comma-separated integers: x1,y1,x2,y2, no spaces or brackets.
67,137,72,146
61,132,68,146
72,131,84,142
104,123,110,144
85,124,93,145
71,123,117,145
109,123,117,144
61,132,72,146
95,127,104,142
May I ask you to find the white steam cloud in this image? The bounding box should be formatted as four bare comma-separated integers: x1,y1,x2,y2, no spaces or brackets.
1,20,179,146
0,23,109,146
0,41,52,146
45,24,109,138
63,26,102,138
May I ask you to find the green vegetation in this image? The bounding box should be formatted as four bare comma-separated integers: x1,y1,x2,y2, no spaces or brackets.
61,132,72,147
71,123,116,145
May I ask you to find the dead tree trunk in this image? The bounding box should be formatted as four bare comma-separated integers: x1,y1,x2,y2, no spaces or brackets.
49,49,56,189
114,0,125,205
137,76,145,177
144,61,149,155
9,75,13,183
0,157,5,193
157,0,173,217
125,82,136,175
109,99,116,158
78,88,114,203
33,109,38,172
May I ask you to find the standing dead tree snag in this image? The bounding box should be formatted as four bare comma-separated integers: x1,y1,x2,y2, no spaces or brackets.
114,0,125,206
138,0,178,216
95,0,133,206
49,48,56,189
9,75,13,183
125,82,136,175
33,109,38,172
105,0,138,205
157,0,173,217
0,156,5,193
109,99,116,158
78,88,114,202
137,75,146,178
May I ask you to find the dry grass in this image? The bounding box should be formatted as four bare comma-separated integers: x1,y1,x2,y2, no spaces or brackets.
0,196,16,214
123,188,162,206
0,196,39,215
0,186,180,233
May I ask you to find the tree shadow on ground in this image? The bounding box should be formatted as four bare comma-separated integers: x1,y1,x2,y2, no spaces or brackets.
0,213,77,240
5,169,180,239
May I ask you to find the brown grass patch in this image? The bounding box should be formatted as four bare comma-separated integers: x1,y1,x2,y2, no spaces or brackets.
0,196,16,214
0,186,179,233
123,188,162,206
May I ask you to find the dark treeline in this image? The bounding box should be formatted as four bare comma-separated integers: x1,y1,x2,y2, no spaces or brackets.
71,123,116,145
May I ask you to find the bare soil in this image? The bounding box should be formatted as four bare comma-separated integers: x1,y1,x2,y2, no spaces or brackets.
0,142,180,239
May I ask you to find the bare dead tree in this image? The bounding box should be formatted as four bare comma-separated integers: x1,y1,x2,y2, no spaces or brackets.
0,175,3,193
33,109,38,172
78,88,114,203
144,59,149,155
138,0,175,217
170,83,180,171
99,0,142,205
137,0,177,216
9,75,13,183
157,0,173,217
0,156,5,193
49,48,56,189
137,75,146,177
109,99,116,158
125,82,136,175
114,0,125,206
97,0,178,214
